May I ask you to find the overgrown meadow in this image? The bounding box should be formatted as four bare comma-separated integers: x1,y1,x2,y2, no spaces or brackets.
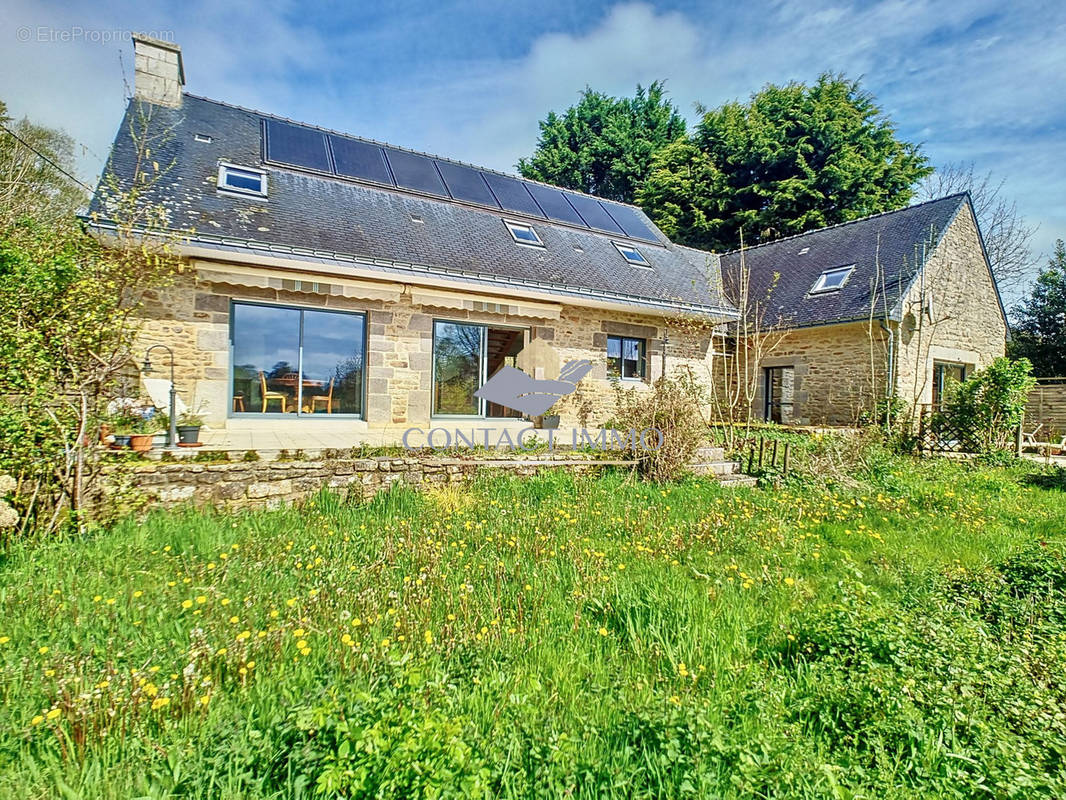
2,456,1066,798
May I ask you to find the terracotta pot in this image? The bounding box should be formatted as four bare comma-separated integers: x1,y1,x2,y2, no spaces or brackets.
129,433,154,453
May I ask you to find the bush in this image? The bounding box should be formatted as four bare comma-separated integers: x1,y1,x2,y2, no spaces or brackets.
935,357,1036,453
610,370,708,482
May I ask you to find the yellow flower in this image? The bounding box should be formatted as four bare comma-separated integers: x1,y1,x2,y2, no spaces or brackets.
46,708,61,720
424,630,433,644
296,640,308,649
598,627,609,637
229,615,240,624
151,697,170,710
0,636,9,645
196,595,207,604
784,577,795,586
269,610,279,618
106,598,116,605
31,715,44,726
93,595,102,602
246,660,256,669
207,563,216,570
299,647,311,656
381,638,390,648
181,600,193,609
221,598,230,606
293,629,305,638
351,618,362,627
38,646,49,655
133,590,143,598
199,694,210,706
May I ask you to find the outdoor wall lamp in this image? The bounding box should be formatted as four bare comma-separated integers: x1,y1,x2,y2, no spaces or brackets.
141,344,179,450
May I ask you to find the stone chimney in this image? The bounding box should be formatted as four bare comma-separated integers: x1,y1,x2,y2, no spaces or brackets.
132,34,184,108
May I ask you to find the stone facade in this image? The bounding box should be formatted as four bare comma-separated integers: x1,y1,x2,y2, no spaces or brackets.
738,204,1006,425
131,261,717,445
892,204,1007,409
130,455,629,510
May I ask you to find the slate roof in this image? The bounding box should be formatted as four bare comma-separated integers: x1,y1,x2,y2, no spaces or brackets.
88,94,734,318
717,194,978,329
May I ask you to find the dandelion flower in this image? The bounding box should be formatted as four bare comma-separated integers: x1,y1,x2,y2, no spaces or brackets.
151,697,170,710
133,591,143,598
0,636,9,645
31,715,44,726
46,708,61,720
38,646,49,655
196,595,207,604
181,600,193,609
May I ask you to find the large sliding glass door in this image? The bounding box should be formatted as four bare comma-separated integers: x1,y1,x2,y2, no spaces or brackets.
231,301,366,417
432,320,526,417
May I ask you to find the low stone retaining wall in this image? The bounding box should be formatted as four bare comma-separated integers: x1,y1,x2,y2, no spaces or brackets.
1026,381,1066,435
130,455,632,509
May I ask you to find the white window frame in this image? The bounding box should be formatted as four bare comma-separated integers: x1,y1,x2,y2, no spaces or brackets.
613,241,651,267
809,264,855,294
503,219,543,248
217,162,268,198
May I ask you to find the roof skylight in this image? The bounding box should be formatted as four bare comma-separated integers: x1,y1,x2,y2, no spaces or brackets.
809,265,855,294
504,219,543,247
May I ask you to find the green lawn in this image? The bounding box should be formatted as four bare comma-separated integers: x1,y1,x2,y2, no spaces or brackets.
2,456,1066,798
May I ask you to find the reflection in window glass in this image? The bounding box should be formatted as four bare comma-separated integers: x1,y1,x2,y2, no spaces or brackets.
301,309,365,414
230,302,365,416
607,335,646,379
433,321,482,415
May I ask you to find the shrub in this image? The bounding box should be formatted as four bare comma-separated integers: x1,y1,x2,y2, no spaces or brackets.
940,357,1037,453
610,370,708,482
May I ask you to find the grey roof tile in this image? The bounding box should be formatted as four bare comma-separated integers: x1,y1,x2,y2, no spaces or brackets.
89,95,734,317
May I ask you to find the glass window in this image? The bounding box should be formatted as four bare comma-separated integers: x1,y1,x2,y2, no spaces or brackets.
614,242,650,266
607,335,646,380
300,309,366,415
433,321,483,415
932,362,966,408
218,164,267,196
504,220,543,246
764,366,795,424
810,265,854,293
230,302,365,416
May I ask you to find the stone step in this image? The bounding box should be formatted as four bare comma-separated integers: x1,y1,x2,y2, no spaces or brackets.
715,473,758,488
694,446,726,461
689,460,738,477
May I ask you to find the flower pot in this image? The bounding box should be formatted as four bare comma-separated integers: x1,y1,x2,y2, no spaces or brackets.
129,433,154,453
152,433,169,448
177,425,201,445
540,415,560,429
112,434,132,448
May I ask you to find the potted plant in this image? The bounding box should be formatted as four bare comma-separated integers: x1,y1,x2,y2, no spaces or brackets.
152,411,170,448
128,416,158,453
110,411,139,449
177,410,205,445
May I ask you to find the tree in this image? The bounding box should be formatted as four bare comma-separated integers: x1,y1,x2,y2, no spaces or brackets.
918,162,1037,291
0,100,86,230
517,81,686,204
639,74,932,252
1009,240,1066,377
0,99,182,535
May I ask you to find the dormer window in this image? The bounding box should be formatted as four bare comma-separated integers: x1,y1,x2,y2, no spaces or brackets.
614,242,650,267
218,163,267,197
809,265,854,294
504,219,543,247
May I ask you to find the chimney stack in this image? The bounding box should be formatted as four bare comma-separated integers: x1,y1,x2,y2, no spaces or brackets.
132,34,184,108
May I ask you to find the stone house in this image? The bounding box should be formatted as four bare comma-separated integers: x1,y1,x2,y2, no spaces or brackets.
88,36,736,449
712,193,1009,425
89,36,1007,447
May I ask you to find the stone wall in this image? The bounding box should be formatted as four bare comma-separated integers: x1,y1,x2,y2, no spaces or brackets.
893,204,1007,409
1026,382,1066,436
130,455,630,510
748,321,889,426
132,265,717,438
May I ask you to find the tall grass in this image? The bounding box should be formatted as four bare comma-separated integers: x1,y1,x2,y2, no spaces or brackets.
1,458,1065,798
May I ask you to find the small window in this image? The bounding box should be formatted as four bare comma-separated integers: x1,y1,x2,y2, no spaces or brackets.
614,242,650,267
809,265,854,294
504,219,543,247
218,164,267,197
607,335,647,380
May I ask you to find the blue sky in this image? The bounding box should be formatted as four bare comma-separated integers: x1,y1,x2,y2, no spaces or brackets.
2,0,1063,297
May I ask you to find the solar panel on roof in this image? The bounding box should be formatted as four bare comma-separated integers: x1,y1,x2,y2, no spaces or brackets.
482,173,545,217
384,149,449,197
525,184,587,227
329,136,393,185
264,119,331,172
564,192,624,234
436,161,499,208
600,202,659,242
